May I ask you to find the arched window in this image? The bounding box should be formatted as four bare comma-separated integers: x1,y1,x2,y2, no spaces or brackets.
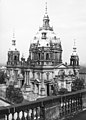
41,53,44,59
38,53,40,60
14,56,17,61
42,32,46,39
46,53,49,60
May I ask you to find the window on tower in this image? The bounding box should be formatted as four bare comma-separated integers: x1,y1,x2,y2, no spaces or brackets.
41,53,44,60
46,53,49,60
14,56,17,61
42,32,46,39
38,53,40,60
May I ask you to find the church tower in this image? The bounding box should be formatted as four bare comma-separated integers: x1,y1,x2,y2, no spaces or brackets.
28,2,62,66
70,40,79,67
26,2,63,96
7,32,20,66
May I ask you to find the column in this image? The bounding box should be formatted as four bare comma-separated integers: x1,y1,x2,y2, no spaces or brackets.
26,71,28,85
41,71,45,96
39,83,41,95
33,71,35,80
26,71,30,86
14,70,18,82
49,84,52,96
24,71,27,84
26,71,31,92
41,71,44,88
52,71,54,79
28,71,30,86
38,84,39,95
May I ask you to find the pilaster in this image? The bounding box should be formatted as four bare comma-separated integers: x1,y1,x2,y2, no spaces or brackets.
40,71,46,96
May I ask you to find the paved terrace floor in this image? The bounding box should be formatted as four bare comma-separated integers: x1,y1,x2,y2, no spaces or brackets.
66,110,86,120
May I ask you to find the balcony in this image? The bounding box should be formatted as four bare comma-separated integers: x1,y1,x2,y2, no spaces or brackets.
0,89,86,120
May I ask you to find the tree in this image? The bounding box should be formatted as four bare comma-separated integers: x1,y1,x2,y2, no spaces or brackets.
0,71,6,84
58,88,68,95
53,83,59,95
72,78,85,92
6,85,24,104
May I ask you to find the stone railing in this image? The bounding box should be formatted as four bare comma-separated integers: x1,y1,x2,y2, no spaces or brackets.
0,89,86,120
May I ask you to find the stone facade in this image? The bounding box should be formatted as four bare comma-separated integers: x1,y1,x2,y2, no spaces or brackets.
6,5,79,98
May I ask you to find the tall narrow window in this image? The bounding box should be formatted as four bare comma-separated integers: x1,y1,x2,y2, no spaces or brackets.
46,53,49,60
38,53,40,60
41,53,44,60
46,72,49,80
42,32,46,39
14,56,17,61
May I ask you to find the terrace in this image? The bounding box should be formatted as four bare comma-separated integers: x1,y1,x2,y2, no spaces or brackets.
0,89,86,120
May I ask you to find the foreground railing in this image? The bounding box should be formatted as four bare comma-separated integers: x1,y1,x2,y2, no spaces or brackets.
0,89,86,120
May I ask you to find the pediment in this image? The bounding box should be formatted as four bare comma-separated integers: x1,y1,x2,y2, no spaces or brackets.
55,63,69,69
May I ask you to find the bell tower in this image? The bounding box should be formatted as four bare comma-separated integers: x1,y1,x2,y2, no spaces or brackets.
7,32,20,66
28,2,62,67
70,40,79,66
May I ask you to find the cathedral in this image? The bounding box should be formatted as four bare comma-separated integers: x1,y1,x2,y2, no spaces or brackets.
6,3,79,97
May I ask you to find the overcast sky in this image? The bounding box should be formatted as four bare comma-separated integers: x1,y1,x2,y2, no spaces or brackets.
0,0,86,65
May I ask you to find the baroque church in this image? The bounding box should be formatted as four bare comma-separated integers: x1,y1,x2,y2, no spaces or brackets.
6,3,79,97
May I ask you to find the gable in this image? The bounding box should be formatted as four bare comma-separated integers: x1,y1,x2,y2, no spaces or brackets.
58,65,67,69
54,63,74,76
55,63,68,69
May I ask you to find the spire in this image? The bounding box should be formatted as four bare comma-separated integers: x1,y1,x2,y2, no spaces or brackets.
11,29,17,51
70,39,79,66
44,1,48,17
73,39,76,53
72,39,77,56
13,29,15,39
42,2,50,30
12,29,16,46
22,53,24,58
45,2,47,15
39,1,53,31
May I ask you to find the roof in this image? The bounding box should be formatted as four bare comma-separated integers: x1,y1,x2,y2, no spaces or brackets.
30,8,61,48
55,63,69,69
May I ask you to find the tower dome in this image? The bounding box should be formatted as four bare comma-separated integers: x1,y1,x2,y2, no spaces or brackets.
70,40,79,66
28,3,62,66
7,32,20,66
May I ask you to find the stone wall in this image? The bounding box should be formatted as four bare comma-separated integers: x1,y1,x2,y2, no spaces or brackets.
45,102,60,120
